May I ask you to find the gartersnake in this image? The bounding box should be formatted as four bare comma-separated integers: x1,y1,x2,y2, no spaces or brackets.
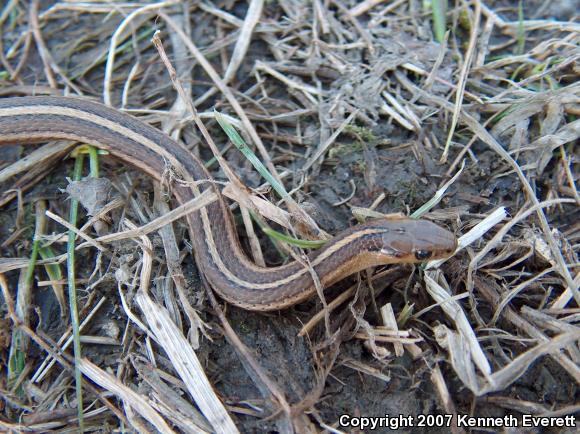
0,96,457,310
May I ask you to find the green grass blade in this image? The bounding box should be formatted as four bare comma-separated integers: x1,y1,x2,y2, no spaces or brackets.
215,111,290,200
8,201,46,393
431,0,447,42
262,227,327,249
68,153,85,432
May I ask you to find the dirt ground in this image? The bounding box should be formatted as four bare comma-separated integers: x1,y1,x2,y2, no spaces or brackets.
0,0,578,433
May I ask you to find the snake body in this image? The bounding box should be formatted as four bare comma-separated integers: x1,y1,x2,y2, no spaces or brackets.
0,96,457,310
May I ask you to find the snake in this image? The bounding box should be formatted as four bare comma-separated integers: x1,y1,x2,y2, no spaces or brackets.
0,96,457,311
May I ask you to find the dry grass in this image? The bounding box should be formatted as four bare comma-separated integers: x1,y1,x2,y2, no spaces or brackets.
0,0,578,432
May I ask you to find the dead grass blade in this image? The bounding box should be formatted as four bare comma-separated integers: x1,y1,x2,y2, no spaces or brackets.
136,292,238,433
78,358,175,434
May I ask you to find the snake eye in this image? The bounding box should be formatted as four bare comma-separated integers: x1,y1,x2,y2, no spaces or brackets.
414,250,432,260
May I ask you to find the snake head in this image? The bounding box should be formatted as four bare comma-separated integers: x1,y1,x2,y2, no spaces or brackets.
376,219,457,263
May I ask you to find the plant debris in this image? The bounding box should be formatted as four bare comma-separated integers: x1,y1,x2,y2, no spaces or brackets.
0,1,578,432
